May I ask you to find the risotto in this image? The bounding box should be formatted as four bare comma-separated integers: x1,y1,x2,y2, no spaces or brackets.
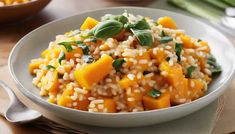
29,12,221,113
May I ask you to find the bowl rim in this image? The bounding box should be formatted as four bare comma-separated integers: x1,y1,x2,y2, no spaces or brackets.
8,6,235,116
0,0,50,9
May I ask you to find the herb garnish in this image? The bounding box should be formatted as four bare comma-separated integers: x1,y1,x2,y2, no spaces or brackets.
58,42,73,52
207,54,222,75
125,18,150,30
175,43,182,62
112,58,126,72
58,41,83,52
160,36,173,43
78,44,89,55
186,66,196,78
92,20,123,39
148,89,161,98
161,31,166,37
44,65,56,70
82,55,94,63
131,29,153,46
58,51,66,65
89,37,97,43
105,15,128,25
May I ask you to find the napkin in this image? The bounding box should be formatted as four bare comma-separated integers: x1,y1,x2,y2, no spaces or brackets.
0,65,232,134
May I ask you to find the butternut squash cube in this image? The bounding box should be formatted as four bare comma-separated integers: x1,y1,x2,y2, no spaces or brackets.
150,49,167,65
188,79,205,100
65,46,83,60
41,70,59,95
181,35,193,48
157,16,177,29
74,55,113,90
80,17,99,30
58,84,90,111
41,47,64,60
118,76,137,89
95,98,117,113
137,52,151,71
199,41,211,53
29,58,44,74
143,92,171,110
125,89,144,112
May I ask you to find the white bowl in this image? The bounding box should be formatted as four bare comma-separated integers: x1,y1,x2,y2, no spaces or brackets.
8,7,235,127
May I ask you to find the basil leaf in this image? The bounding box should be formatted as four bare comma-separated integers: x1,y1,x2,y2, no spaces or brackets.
44,65,56,70
78,44,89,55
160,36,173,43
125,18,150,30
131,29,153,46
59,41,83,45
58,42,73,52
161,31,166,37
207,54,222,75
207,54,216,63
175,43,182,62
89,37,97,43
186,66,196,78
82,55,94,63
80,34,92,39
114,15,128,25
148,89,161,98
93,20,123,39
105,15,128,25
58,51,66,65
198,39,202,42
75,41,84,44
112,58,125,72
67,29,80,37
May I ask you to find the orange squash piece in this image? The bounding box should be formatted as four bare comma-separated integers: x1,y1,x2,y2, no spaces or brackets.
80,17,99,30
188,79,205,100
157,16,177,29
96,98,117,113
137,52,151,71
65,46,83,60
143,92,171,110
74,54,113,90
152,74,167,88
150,49,167,65
29,59,44,74
180,35,193,48
199,41,211,53
58,85,90,111
41,46,66,60
125,89,144,112
159,62,190,104
118,75,137,89
40,70,59,95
